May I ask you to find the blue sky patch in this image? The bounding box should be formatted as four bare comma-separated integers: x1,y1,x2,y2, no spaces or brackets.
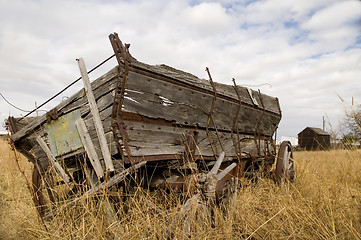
283,20,298,29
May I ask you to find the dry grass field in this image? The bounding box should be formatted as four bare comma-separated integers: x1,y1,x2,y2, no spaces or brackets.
0,138,360,239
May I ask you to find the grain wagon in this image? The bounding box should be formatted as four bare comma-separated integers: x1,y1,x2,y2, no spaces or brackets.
7,33,295,220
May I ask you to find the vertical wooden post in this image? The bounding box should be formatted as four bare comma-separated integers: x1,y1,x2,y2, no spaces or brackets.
77,58,114,172
75,118,104,179
36,136,70,184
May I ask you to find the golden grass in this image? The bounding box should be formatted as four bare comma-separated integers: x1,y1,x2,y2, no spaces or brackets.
0,139,40,239
0,139,360,239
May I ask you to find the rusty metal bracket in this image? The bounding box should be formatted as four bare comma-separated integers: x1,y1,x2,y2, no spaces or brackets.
205,67,218,158
117,120,133,160
183,131,199,164
231,79,242,161
109,33,134,164
109,33,125,153
46,107,58,122
205,68,224,158
176,130,199,172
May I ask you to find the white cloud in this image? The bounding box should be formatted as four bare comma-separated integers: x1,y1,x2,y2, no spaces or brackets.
181,2,232,37
301,1,361,49
303,1,361,30
0,0,360,139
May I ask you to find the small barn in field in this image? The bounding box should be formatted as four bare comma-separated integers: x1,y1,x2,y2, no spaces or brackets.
298,127,330,150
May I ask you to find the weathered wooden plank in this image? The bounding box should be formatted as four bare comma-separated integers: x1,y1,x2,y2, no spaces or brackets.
123,71,280,136
84,103,113,123
77,58,114,172
75,118,104,179
116,121,270,159
11,67,119,142
123,88,209,128
128,145,183,157
61,67,119,114
30,144,49,169
86,117,112,139
36,136,70,184
63,80,117,117
80,95,271,159
130,62,215,93
121,122,191,156
129,62,281,114
193,131,236,157
90,131,118,160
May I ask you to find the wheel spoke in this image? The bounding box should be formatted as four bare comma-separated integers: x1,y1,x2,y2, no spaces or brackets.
287,161,293,170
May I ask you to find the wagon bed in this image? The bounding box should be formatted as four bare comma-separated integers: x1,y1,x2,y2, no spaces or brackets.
7,33,293,220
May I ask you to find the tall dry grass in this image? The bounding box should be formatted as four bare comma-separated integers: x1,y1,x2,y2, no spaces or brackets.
0,138,360,239
0,139,39,239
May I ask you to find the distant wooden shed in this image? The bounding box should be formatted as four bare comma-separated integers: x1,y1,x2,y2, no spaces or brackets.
298,127,330,150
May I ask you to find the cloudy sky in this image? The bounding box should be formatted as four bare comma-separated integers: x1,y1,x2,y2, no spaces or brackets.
0,0,360,139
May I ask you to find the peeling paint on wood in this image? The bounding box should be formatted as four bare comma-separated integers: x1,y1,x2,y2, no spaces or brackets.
45,109,83,157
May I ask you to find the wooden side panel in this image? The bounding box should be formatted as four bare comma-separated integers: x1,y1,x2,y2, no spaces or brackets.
122,71,280,136
118,121,270,159
123,121,184,156
45,110,83,157
12,57,281,168
11,67,119,142
131,62,281,114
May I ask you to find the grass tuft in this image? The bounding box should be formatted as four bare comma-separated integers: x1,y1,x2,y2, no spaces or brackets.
0,139,360,239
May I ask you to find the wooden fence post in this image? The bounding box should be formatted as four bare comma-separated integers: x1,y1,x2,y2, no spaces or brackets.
75,118,104,179
77,58,114,172
36,136,70,184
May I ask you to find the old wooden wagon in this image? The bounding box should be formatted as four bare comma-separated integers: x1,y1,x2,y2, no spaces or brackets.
7,33,295,219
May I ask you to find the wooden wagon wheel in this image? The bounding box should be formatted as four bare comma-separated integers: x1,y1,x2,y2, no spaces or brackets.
275,141,295,184
165,153,238,236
